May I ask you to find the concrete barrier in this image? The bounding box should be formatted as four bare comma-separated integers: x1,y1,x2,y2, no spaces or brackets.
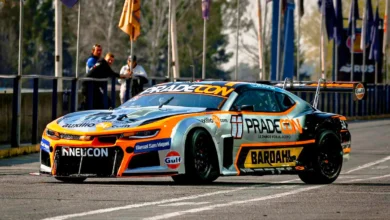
0,91,121,144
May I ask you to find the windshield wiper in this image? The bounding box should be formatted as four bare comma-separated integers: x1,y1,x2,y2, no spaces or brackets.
159,96,174,108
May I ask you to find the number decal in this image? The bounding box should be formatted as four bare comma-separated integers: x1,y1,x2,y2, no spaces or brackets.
231,115,243,139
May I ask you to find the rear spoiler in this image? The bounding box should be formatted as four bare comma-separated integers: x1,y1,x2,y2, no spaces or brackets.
256,78,366,108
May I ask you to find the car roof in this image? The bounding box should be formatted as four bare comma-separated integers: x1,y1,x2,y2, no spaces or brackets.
156,81,286,93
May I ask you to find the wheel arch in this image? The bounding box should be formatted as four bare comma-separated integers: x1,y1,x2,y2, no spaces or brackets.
171,118,222,175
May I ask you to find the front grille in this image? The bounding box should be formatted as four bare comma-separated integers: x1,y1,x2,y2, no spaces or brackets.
97,135,118,144
128,151,160,169
54,146,124,177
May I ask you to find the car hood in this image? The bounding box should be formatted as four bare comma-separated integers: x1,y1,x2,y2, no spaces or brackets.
56,106,207,132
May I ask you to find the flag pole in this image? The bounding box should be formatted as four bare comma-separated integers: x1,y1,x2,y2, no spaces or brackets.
75,0,81,79
351,8,355,82
263,1,268,80
235,0,240,81
320,1,325,80
168,0,172,81
202,12,207,80
361,0,368,83
74,0,81,109
276,0,282,81
297,1,301,81
257,0,263,81
171,0,180,80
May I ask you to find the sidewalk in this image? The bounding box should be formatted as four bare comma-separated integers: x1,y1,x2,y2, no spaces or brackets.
0,143,40,159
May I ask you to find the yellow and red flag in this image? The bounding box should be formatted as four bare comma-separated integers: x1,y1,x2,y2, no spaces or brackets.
118,0,141,41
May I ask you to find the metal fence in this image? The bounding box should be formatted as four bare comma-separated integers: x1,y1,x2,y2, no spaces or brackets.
0,74,389,147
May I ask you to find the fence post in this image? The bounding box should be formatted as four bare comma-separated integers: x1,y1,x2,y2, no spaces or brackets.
11,76,21,147
103,80,108,109
125,78,131,102
32,78,39,144
87,81,93,110
111,77,116,108
70,79,77,112
52,78,58,120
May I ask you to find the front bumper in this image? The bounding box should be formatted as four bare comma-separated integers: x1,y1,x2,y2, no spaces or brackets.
39,135,179,178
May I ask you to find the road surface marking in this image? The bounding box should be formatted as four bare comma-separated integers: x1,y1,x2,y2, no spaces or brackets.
343,156,390,174
41,187,249,220
43,156,390,220
143,174,390,220
159,202,210,207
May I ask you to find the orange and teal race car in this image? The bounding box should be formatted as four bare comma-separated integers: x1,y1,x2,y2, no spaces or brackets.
39,80,365,184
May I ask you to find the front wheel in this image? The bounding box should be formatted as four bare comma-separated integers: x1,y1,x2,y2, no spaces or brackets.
172,129,219,184
299,130,343,184
55,177,87,183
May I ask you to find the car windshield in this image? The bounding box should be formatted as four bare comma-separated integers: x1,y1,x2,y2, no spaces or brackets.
119,93,226,109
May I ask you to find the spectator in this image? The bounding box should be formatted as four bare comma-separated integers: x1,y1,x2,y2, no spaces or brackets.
119,55,148,104
85,44,102,74
81,53,128,109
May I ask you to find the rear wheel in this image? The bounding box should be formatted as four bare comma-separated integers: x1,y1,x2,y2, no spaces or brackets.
55,177,87,183
172,129,219,184
298,130,343,184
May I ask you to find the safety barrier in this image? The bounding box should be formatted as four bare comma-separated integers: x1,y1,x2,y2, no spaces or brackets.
0,75,389,147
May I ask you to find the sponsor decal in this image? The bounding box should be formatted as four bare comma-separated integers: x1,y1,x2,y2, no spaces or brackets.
245,118,302,135
240,167,294,174
140,84,234,97
96,122,113,131
244,147,303,168
231,115,243,139
200,116,228,128
134,138,171,153
40,138,50,153
62,123,95,128
339,64,375,73
165,151,181,169
340,120,347,130
211,115,228,128
355,83,365,100
84,113,116,121
61,147,108,157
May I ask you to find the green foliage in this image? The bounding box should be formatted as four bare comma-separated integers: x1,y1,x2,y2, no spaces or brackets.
176,0,232,80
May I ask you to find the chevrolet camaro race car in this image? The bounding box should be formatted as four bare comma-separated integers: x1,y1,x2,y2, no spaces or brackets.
39,80,365,184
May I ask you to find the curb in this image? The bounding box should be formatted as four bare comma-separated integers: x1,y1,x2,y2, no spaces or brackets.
0,144,40,159
347,114,390,121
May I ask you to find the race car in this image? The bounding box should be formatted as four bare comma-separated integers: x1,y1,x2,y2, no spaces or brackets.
39,80,365,184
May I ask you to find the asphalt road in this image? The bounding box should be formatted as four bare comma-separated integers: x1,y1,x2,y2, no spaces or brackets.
1,119,390,220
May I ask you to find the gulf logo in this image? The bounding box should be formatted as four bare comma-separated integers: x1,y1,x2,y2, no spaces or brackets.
165,151,181,169
355,83,365,100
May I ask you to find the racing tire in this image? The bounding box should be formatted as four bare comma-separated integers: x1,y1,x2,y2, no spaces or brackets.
172,129,219,184
55,177,87,183
298,130,343,184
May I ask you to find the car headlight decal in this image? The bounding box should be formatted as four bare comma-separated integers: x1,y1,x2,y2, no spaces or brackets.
46,129,60,140
120,129,160,139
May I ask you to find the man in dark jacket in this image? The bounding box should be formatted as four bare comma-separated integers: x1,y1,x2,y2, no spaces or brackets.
85,44,102,74
81,53,128,109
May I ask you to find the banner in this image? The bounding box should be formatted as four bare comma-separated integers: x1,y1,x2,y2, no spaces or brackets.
60,0,79,8
202,0,210,20
336,28,383,83
118,0,141,41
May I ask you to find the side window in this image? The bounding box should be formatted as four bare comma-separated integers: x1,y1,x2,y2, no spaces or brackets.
275,92,295,112
232,90,281,112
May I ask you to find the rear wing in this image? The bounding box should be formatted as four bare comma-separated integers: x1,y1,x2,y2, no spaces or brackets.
257,78,366,108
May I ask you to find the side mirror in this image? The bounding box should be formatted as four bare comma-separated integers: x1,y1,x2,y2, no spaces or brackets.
239,105,254,112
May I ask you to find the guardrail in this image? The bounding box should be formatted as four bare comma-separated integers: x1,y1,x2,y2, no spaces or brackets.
0,74,389,147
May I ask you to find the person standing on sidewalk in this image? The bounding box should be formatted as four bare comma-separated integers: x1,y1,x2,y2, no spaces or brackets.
118,55,148,104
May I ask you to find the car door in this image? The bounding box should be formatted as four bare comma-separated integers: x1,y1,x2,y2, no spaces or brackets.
230,89,304,173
